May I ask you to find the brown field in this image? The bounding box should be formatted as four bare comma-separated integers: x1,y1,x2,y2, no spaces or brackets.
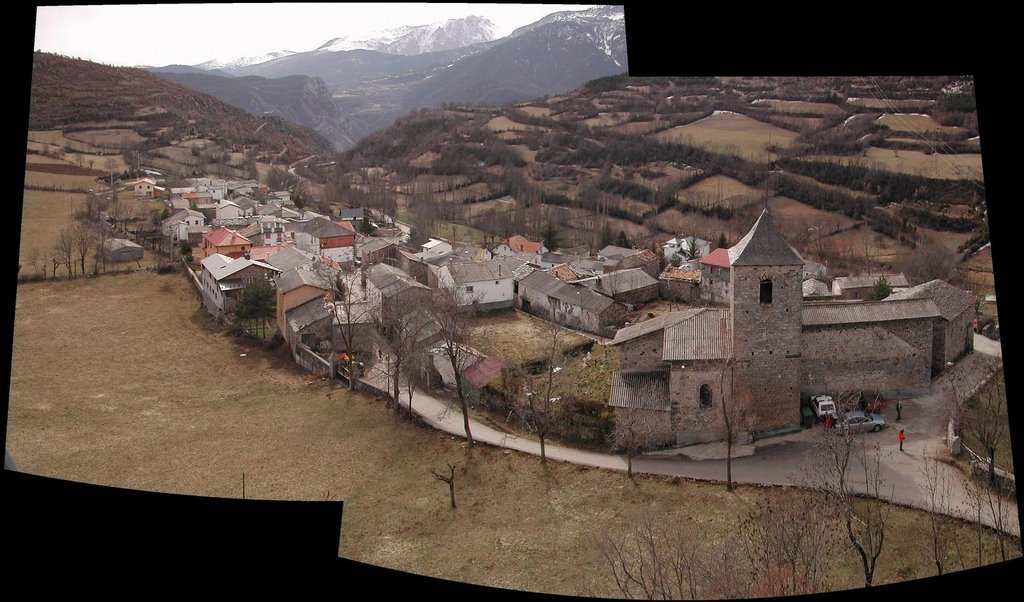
65,128,147,148
821,225,914,266
960,247,996,293
23,169,104,192
155,146,202,166
516,106,552,118
581,113,626,128
770,116,824,132
24,153,70,165
410,151,440,169
752,99,843,115
609,120,670,136
679,174,760,207
465,197,517,218
655,111,800,160
8,273,1016,593
846,98,935,110
28,129,105,153
469,309,590,366
485,116,548,133
508,145,538,163
876,113,964,135
18,189,82,264
134,105,169,117
652,209,742,242
77,120,146,129
27,140,64,155
800,150,984,181
25,161,105,176
63,152,129,173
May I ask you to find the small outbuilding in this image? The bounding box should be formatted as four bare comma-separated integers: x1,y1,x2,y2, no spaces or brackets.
101,238,144,262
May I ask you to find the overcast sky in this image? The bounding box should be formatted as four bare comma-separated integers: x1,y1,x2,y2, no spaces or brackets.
35,3,599,67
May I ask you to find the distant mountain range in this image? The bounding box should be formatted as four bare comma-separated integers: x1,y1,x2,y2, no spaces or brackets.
148,6,627,151
30,52,333,177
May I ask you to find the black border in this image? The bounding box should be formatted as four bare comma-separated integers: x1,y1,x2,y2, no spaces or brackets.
6,2,1021,597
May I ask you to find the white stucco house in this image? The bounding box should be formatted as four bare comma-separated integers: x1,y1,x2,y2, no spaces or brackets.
436,259,516,311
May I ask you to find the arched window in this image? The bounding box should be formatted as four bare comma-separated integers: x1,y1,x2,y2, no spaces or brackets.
699,384,713,407
760,277,773,304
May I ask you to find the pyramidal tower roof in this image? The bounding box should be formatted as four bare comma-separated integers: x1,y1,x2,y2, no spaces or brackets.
727,209,803,266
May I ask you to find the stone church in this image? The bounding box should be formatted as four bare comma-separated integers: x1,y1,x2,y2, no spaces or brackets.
608,209,974,447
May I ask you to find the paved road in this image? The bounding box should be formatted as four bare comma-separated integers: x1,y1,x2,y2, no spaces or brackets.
360,334,1017,535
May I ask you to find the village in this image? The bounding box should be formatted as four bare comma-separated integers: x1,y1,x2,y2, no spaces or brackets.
98,171,996,465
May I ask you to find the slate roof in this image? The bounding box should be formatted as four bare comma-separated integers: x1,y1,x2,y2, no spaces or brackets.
286,297,332,334
578,268,658,296
338,207,365,220
358,237,396,255
301,217,352,239
612,309,703,345
200,253,279,281
519,270,616,313
511,262,540,282
266,247,316,272
366,262,429,297
102,238,143,252
609,370,670,410
597,245,639,261
802,298,940,326
886,279,977,321
728,209,803,266
663,308,732,361
278,266,330,294
445,260,513,284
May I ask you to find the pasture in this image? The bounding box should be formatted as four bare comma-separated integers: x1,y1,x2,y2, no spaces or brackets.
485,116,548,133
876,113,964,135
654,111,800,160
7,273,1016,594
64,128,147,148
798,149,984,181
752,99,843,115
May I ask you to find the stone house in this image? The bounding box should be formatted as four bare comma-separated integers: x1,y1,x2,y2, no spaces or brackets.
517,270,626,336
887,279,978,373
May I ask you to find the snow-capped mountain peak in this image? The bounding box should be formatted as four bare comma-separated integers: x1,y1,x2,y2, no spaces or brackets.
312,15,496,56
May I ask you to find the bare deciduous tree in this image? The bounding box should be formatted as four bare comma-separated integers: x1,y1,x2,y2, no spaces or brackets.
962,373,1007,489
320,265,372,390
427,285,476,447
597,514,704,600
511,318,567,464
430,462,457,509
920,455,957,575
896,237,959,285
742,489,840,596
72,223,98,276
814,429,894,587
55,226,75,278
610,407,661,479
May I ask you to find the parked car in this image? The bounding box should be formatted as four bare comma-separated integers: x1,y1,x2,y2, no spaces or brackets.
834,410,888,433
811,395,838,420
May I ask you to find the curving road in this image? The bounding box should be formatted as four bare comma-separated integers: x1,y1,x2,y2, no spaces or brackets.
361,334,1017,535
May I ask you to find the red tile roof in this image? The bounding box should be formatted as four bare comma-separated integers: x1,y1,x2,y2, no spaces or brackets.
699,248,731,269
334,220,356,233
204,228,252,248
505,235,543,253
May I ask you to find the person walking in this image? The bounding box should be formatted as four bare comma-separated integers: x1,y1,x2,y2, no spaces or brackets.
896,400,903,422
898,428,905,451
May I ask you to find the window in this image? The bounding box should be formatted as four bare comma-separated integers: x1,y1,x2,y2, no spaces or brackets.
760,277,773,304
466,285,474,293
699,384,713,407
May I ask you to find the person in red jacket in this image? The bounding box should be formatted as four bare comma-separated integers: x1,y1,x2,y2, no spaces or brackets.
898,429,905,451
